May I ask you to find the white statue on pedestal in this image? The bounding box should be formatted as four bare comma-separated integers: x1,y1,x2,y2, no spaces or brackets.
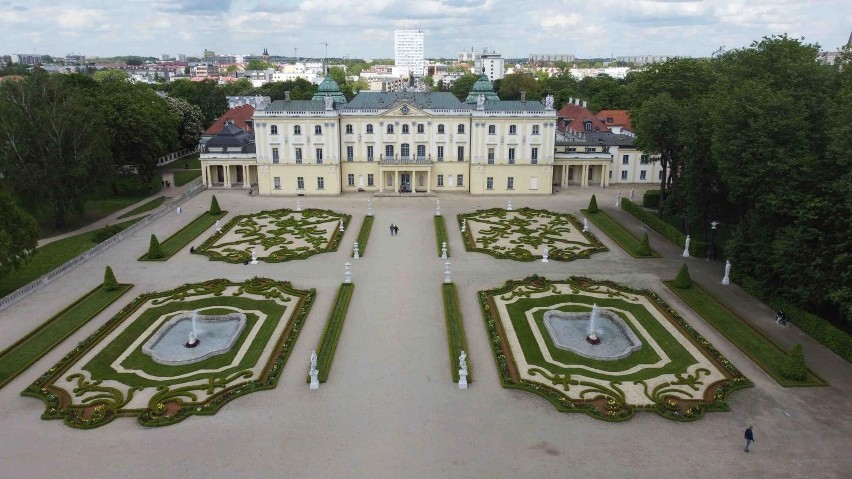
215,219,222,233
722,260,731,285
476,94,485,111
250,247,258,264
583,217,589,232
458,350,468,389
309,350,319,390
324,95,334,111
545,95,554,110
683,235,691,258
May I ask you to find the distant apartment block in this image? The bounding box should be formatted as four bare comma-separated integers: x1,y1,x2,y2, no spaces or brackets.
394,29,425,77
615,55,671,65
475,53,504,81
65,54,86,65
529,53,575,63
10,54,43,65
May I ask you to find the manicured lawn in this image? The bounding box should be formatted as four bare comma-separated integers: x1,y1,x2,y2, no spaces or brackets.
664,281,827,387
434,215,450,257
139,211,227,261
173,170,201,187
0,284,132,389
117,196,166,219
443,283,469,382
0,218,143,298
160,153,200,171
314,283,354,382
581,209,659,258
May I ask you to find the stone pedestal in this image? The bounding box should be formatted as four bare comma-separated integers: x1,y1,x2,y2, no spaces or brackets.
353,242,360,259
441,242,447,260
458,370,468,389
309,370,319,390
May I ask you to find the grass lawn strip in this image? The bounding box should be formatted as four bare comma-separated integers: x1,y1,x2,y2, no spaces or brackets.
139,211,227,261
434,216,450,258
22,278,315,428
581,209,660,258
0,218,143,298
173,170,201,187
664,281,826,387
312,283,354,382
0,284,132,390
458,207,607,262
353,216,374,257
117,196,166,219
443,283,469,382
480,276,751,421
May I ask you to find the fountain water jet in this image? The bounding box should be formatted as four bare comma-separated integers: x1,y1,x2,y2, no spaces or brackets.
186,310,200,348
587,304,601,345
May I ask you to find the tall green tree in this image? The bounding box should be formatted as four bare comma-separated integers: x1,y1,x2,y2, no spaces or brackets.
497,73,540,100
164,96,204,150
0,72,111,228
0,192,39,277
167,79,227,127
450,73,480,101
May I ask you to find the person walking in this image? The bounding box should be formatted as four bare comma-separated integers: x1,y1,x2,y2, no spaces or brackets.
393,225,399,236
390,224,395,236
744,425,755,452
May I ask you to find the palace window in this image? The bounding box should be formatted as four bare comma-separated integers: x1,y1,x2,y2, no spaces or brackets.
509,125,517,135
437,174,444,187
295,148,303,164
366,124,374,134
640,154,650,164
272,147,279,163
417,145,426,159
508,148,515,164
621,171,628,180
457,174,464,186
401,143,410,158
402,124,409,134
640,170,647,180
345,124,353,134
294,125,301,135
437,146,444,161
417,124,424,134
437,124,445,134
457,146,464,162
367,146,374,161
317,177,325,190
270,125,278,135
532,125,540,135
457,124,465,134
387,124,394,134
622,155,630,165
348,174,355,186
367,174,374,186
488,125,496,135
315,125,322,135
316,148,323,164
346,146,354,161
297,176,304,189
488,148,495,164
507,177,514,190
531,147,538,164
486,177,494,190
385,145,394,158
274,177,281,190
659,170,663,179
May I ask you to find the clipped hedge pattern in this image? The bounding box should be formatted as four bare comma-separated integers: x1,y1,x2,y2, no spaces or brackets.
434,215,450,258
313,283,354,383
621,198,708,257
353,216,373,258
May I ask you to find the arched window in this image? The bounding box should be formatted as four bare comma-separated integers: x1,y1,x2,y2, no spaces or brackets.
509,125,517,135
402,124,409,134
417,124,424,134
488,125,495,134
457,124,465,134
270,125,278,135
345,124,353,134
385,145,394,158
294,125,301,135
417,145,426,158
401,143,410,157
437,124,445,134
315,125,322,135
387,124,394,134
532,125,540,135
366,124,374,134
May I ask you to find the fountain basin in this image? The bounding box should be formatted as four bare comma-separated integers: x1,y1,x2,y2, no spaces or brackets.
543,309,642,361
142,312,247,365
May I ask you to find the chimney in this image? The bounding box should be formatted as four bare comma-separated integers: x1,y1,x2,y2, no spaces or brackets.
568,96,573,105
583,100,587,108
521,90,527,103
285,91,291,101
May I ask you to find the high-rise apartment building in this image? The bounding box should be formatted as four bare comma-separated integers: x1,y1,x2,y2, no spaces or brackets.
394,29,424,77
475,52,504,81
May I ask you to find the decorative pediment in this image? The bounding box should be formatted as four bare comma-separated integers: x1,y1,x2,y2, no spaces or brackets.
380,102,430,117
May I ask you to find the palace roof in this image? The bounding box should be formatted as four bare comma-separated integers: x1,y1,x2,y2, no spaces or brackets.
205,104,254,135
343,91,469,110
205,122,256,152
596,110,633,132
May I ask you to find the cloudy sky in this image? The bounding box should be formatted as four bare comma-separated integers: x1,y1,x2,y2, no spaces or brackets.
1,0,849,60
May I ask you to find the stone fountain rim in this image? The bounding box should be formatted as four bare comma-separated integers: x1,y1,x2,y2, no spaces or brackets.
542,308,643,361
141,312,247,366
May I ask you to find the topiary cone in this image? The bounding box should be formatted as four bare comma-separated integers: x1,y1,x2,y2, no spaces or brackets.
673,264,692,289
636,232,653,257
102,266,119,291
148,234,164,259
780,344,807,380
210,195,221,215
588,195,599,213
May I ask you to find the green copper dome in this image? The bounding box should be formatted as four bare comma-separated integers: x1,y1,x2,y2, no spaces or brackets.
312,75,347,105
465,73,500,103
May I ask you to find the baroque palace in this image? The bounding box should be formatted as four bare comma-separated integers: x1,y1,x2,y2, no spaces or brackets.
201,74,658,196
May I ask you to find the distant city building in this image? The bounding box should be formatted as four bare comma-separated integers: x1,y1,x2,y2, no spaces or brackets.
475,52,504,81
65,54,86,66
178,54,187,62
394,29,425,77
529,53,575,63
458,50,478,62
227,96,271,109
819,31,852,65
161,54,170,61
10,54,43,65
615,55,670,65
203,49,216,59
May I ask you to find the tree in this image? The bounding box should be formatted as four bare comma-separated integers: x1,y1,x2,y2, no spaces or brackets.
147,234,164,259
587,195,599,213
498,73,539,100
0,192,39,278
247,59,273,71
126,56,144,66
450,73,479,101
673,264,692,289
97,81,180,182
102,266,119,291
422,75,434,90
219,78,254,96
0,72,111,228
780,344,807,380
636,233,653,257
167,79,227,127
164,96,204,150
93,69,129,83
210,195,221,215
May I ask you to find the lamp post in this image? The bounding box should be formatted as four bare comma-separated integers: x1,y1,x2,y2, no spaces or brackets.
708,221,719,260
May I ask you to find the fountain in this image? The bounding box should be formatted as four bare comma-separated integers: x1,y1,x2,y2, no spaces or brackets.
542,306,643,361
586,304,600,344
142,311,247,365
185,310,200,348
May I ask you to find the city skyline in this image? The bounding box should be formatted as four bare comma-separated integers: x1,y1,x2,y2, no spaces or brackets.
1,0,850,60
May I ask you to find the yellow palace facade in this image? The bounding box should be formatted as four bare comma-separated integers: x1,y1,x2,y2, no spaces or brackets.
200,74,559,196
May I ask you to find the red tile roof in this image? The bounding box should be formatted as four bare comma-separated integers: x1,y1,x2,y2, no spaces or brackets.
597,110,633,132
205,104,255,135
556,101,608,133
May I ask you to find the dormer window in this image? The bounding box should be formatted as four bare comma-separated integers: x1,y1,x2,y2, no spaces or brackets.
584,121,592,131
270,125,278,135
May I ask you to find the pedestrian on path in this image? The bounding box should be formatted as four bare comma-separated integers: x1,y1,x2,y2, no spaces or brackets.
744,426,754,452
393,225,399,236
390,224,395,236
